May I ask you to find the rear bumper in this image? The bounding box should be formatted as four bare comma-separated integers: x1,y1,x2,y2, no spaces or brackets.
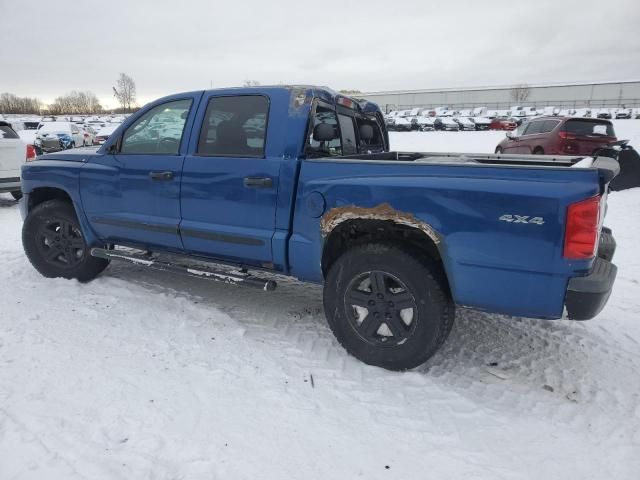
565,227,617,320
0,176,21,193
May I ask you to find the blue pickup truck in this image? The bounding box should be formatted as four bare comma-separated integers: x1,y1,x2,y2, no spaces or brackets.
19,86,619,370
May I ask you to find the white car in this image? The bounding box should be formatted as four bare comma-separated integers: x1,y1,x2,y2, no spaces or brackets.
79,125,98,146
0,121,37,200
454,116,476,131
388,116,413,131
414,116,436,131
35,121,86,152
95,124,120,144
471,116,492,130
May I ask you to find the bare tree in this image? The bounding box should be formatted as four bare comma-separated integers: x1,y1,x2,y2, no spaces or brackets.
243,80,260,87
510,84,531,103
48,91,103,114
113,73,137,113
0,93,41,114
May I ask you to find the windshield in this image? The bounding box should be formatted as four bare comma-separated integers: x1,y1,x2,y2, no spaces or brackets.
563,120,614,136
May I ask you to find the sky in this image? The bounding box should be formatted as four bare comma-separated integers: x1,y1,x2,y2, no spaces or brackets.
1,0,639,109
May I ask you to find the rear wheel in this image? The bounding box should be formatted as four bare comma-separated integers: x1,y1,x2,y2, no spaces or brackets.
11,190,22,201
495,147,503,154
22,199,109,282
533,147,544,154
323,243,454,371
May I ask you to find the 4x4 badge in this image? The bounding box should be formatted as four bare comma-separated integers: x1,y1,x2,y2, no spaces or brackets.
499,214,545,225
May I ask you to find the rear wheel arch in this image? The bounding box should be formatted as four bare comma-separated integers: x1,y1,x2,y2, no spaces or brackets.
321,218,451,296
533,146,544,154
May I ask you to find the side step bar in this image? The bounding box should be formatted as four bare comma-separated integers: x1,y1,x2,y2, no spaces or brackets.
90,248,277,291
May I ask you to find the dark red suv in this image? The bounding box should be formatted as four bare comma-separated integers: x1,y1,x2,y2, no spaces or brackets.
495,117,617,155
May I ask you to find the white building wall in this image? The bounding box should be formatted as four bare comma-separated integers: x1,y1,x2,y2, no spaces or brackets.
359,81,640,111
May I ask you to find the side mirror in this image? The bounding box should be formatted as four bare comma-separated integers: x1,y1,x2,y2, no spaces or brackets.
313,123,337,142
506,131,515,139
106,137,120,154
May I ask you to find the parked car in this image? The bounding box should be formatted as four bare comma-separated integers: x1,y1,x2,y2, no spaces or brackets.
434,117,459,131
414,116,435,131
597,108,612,119
94,124,120,144
470,116,491,130
489,117,517,130
80,125,98,146
453,117,475,131
0,121,37,199
615,108,632,119
19,86,619,371
495,117,616,155
35,122,85,152
387,116,412,131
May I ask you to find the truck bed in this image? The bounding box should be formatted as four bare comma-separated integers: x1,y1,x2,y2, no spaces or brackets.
330,150,616,171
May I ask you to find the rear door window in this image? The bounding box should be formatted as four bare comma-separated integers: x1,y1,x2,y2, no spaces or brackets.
541,120,560,133
563,120,615,137
197,95,269,157
523,121,544,135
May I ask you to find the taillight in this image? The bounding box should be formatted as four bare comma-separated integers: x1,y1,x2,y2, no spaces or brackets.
563,196,600,259
26,144,37,162
558,131,576,140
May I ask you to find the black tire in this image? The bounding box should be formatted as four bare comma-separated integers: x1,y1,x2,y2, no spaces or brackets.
323,243,455,371
22,199,109,282
533,147,544,154
495,147,503,154
11,190,22,201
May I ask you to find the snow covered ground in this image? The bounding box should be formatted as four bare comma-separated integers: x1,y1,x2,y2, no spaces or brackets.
1,121,639,479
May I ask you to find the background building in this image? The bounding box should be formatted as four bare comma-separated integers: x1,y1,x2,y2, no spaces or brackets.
358,80,640,112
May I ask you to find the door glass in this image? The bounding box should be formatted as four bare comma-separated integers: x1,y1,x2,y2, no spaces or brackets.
197,95,269,157
121,99,192,154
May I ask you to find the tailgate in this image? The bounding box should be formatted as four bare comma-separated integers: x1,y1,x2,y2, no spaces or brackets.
0,139,24,173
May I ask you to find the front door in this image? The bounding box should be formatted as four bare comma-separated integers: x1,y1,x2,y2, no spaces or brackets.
180,93,281,267
80,96,199,250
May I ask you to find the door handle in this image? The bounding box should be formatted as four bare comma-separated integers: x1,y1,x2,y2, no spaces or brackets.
149,171,174,181
243,177,273,188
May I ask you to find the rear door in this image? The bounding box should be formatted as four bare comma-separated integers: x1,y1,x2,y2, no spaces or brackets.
180,92,282,267
81,95,200,250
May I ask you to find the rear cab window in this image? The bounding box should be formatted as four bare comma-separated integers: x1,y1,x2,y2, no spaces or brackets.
307,100,387,158
307,105,342,157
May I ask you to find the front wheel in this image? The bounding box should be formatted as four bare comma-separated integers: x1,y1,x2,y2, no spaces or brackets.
22,199,109,282
323,243,455,370
11,190,22,200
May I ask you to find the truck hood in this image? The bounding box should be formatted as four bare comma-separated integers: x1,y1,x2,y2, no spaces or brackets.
38,146,100,162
